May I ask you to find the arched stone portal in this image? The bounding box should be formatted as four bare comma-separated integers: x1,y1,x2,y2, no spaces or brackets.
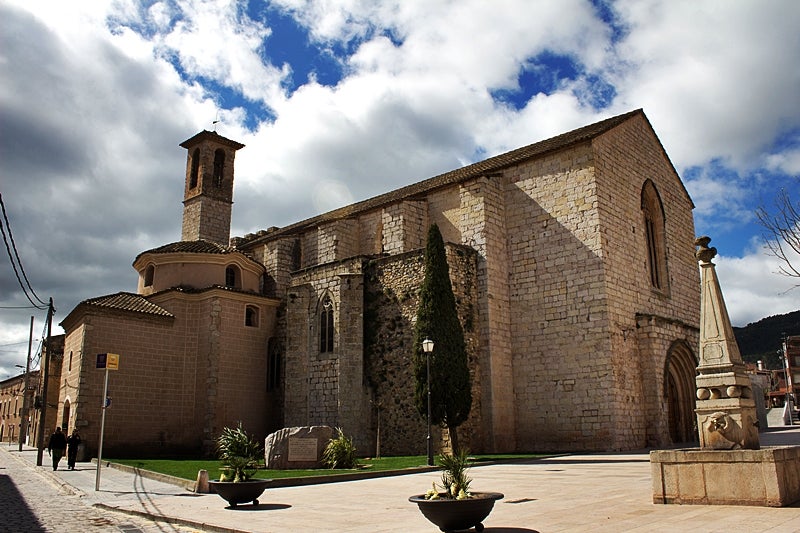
665,340,697,444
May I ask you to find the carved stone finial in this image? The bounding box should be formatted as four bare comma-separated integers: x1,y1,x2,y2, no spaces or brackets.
694,236,717,264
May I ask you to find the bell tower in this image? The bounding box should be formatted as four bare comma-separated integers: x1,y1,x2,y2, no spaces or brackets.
179,131,245,245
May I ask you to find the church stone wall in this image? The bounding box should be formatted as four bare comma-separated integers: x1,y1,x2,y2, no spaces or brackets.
381,200,427,255
456,176,516,451
593,115,700,448
358,211,383,256
363,244,482,455
317,219,359,263
283,258,372,451
503,142,619,452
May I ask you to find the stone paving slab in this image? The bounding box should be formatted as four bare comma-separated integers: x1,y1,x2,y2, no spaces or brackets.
3,427,800,532
0,443,200,532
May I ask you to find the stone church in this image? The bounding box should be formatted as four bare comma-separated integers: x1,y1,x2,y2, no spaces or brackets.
56,109,700,458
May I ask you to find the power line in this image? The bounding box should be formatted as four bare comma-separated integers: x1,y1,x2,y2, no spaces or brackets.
0,192,48,310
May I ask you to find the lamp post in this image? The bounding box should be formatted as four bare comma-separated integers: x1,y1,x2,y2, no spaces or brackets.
17,316,34,451
422,338,434,466
783,333,794,424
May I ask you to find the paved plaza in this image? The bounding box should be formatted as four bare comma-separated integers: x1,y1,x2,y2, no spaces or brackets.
2,427,800,532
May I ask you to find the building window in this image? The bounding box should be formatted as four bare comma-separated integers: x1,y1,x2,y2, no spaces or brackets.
225,265,240,288
267,338,281,391
245,305,259,327
291,239,302,271
319,295,334,353
213,149,225,188
641,180,668,291
68,351,73,372
189,148,200,189
144,265,155,287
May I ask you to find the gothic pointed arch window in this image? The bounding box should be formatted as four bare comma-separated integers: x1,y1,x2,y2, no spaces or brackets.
319,294,335,353
641,180,668,292
213,149,225,187
189,148,200,189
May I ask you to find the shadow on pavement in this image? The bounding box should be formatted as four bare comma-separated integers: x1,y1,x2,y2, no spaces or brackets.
0,473,47,532
484,527,539,533
223,503,292,511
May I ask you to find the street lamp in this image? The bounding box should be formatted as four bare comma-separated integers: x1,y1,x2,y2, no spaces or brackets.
422,338,434,466
782,333,794,425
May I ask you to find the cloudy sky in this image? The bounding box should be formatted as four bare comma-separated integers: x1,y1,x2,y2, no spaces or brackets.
1,0,799,378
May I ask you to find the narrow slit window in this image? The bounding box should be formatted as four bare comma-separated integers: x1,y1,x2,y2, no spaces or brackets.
320,295,334,353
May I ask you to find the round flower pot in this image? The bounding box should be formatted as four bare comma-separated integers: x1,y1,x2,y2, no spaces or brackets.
409,491,503,532
209,479,271,508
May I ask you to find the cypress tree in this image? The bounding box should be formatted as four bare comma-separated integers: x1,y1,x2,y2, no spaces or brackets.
413,223,472,452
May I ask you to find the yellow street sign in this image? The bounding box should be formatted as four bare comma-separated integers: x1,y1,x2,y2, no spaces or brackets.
106,353,119,370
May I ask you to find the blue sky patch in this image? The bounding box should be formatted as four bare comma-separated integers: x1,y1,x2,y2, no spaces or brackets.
491,52,581,110
260,5,344,92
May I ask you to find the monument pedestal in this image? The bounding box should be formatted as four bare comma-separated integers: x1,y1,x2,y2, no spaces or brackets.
651,446,800,507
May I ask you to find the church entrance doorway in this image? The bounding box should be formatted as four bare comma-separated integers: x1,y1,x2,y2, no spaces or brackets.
665,340,697,444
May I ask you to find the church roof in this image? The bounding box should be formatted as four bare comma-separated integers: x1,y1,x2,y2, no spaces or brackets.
179,130,245,150
133,240,231,265
144,240,230,255
239,109,671,247
78,292,174,317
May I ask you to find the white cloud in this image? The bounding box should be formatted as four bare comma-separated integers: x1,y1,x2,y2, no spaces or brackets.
609,0,800,171
766,148,800,177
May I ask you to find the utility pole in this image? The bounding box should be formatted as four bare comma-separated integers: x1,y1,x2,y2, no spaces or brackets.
18,316,33,451
36,298,54,467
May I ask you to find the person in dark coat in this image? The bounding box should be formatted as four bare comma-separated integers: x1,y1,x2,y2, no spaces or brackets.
66,429,81,470
47,426,67,471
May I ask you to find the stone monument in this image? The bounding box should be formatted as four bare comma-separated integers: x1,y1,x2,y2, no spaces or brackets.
693,236,759,450
264,426,333,469
650,237,800,506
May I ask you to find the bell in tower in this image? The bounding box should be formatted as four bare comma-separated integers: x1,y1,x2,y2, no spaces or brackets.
179,131,245,245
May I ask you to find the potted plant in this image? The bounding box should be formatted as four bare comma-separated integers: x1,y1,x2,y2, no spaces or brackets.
409,449,503,532
208,423,271,508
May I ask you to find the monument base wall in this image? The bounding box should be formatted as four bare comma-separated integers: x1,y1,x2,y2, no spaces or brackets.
650,446,800,507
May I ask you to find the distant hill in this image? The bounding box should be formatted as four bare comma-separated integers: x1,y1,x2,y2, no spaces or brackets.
733,310,800,369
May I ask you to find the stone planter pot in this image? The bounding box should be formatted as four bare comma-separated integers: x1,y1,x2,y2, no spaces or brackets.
409,491,503,532
209,479,271,508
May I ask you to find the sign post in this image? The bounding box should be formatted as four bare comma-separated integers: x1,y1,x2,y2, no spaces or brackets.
95,353,119,491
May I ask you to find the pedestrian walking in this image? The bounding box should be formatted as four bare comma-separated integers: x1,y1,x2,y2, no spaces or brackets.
67,429,81,470
47,426,67,471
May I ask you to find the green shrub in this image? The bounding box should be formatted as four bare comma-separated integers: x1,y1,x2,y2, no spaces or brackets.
322,428,359,469
438,449,472,499
216,423,263,482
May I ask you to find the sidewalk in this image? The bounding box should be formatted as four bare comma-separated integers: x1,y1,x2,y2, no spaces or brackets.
4,427,800,532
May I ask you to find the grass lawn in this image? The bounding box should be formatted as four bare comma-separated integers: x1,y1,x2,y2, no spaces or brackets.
107,454,545,482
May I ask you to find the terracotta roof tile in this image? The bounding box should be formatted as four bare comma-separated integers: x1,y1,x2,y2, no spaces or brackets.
81,292,174,317
133,240,231,265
